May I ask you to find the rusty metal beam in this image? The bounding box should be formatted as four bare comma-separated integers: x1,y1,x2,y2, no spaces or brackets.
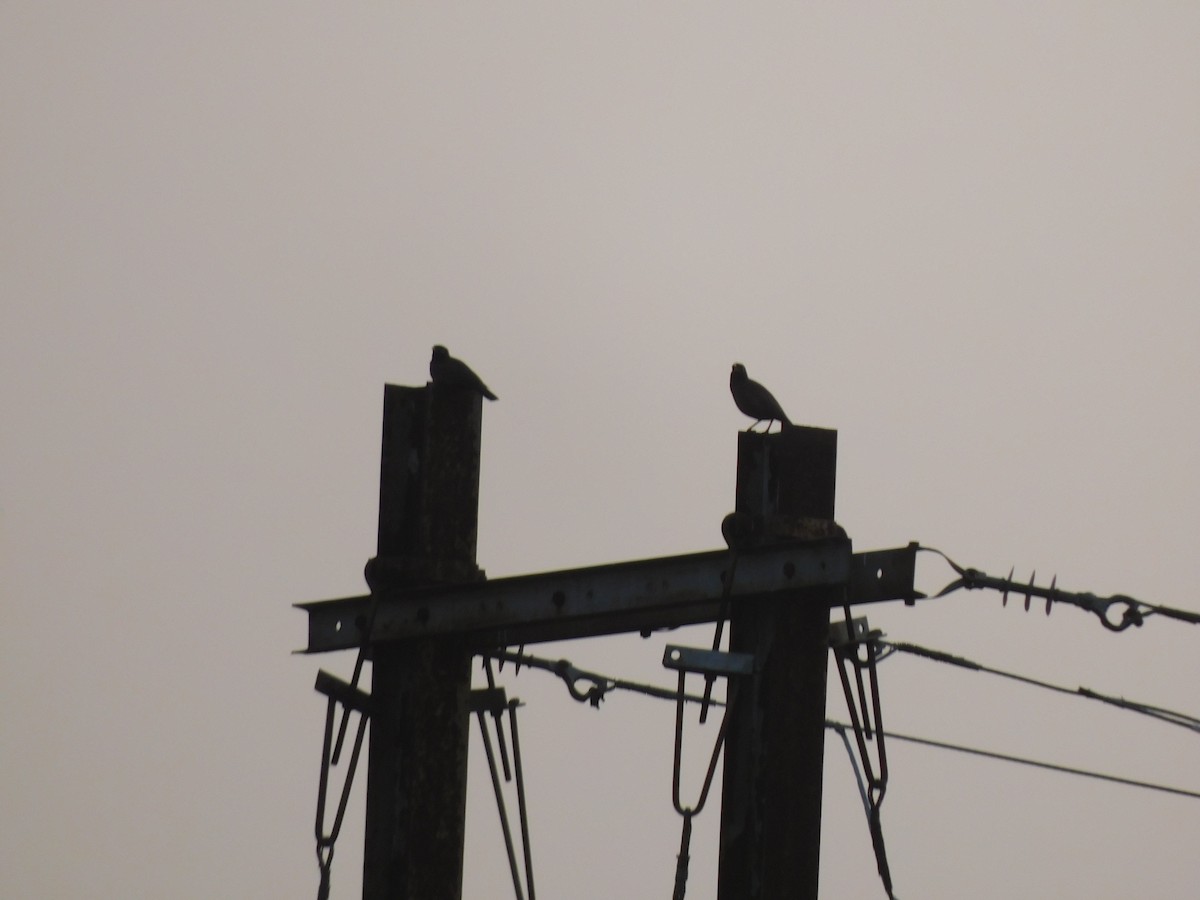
296,542,921,654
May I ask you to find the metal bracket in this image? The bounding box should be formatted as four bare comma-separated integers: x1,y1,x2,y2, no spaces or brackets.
314,670,373,716
829,616,885,650
850,542,924,606
469,686,509,715
662,645,755,678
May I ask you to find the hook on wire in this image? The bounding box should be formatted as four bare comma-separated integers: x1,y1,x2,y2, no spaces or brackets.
919,545,1163,632
554,659,614,707
492,649,613,706
487,648,723,708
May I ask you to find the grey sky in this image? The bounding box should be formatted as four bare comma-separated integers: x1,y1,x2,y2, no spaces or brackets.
3,4,1198,898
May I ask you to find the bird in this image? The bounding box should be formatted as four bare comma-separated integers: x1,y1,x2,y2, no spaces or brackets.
429,345,498,400
730,362,791,432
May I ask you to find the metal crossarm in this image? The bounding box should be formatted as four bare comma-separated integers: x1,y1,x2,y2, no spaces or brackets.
297,541,921,654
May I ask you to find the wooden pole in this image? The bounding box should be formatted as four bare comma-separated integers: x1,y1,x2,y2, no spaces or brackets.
362,383,483,900
718,427,840,900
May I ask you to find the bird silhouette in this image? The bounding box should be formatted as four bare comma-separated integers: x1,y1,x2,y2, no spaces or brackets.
430,345,498,400
730,363,790,432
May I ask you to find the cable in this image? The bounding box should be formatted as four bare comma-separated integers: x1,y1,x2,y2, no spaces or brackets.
488,649,724,708
830,721,872,819
882,640,1200,735
826,719,1200,801
918,545,1200,632
1139,600,1200,625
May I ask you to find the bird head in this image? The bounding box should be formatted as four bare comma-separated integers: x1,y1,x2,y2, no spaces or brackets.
730,363,747,384
431,345,448,361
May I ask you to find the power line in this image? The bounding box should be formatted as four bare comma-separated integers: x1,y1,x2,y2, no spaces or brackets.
491,646,1200,802
881,640,1200,735
487,648,724,708
489,643,1200,806
919,545,1200,632
827,719,1200,802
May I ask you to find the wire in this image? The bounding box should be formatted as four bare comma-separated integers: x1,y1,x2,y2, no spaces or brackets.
826,719,1200,801
488,648,724,708
829,721,872,819
882,640,1200,735
494,645,1199,796
918,545,1200,632
829,722,903,899
1140,600,1200,625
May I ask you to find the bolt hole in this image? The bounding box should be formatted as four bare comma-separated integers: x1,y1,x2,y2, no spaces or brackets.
552,590,566,609
876,567,884,580
335,619,342,632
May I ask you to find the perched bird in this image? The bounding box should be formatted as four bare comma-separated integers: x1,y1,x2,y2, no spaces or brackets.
730,363,791,432
430,345,498,400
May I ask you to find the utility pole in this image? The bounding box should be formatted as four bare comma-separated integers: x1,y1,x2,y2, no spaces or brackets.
718,427,839,900
298,383,918,899
361,383,483,900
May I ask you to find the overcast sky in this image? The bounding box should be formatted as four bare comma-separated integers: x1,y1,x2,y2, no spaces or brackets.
3,4,1199,898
